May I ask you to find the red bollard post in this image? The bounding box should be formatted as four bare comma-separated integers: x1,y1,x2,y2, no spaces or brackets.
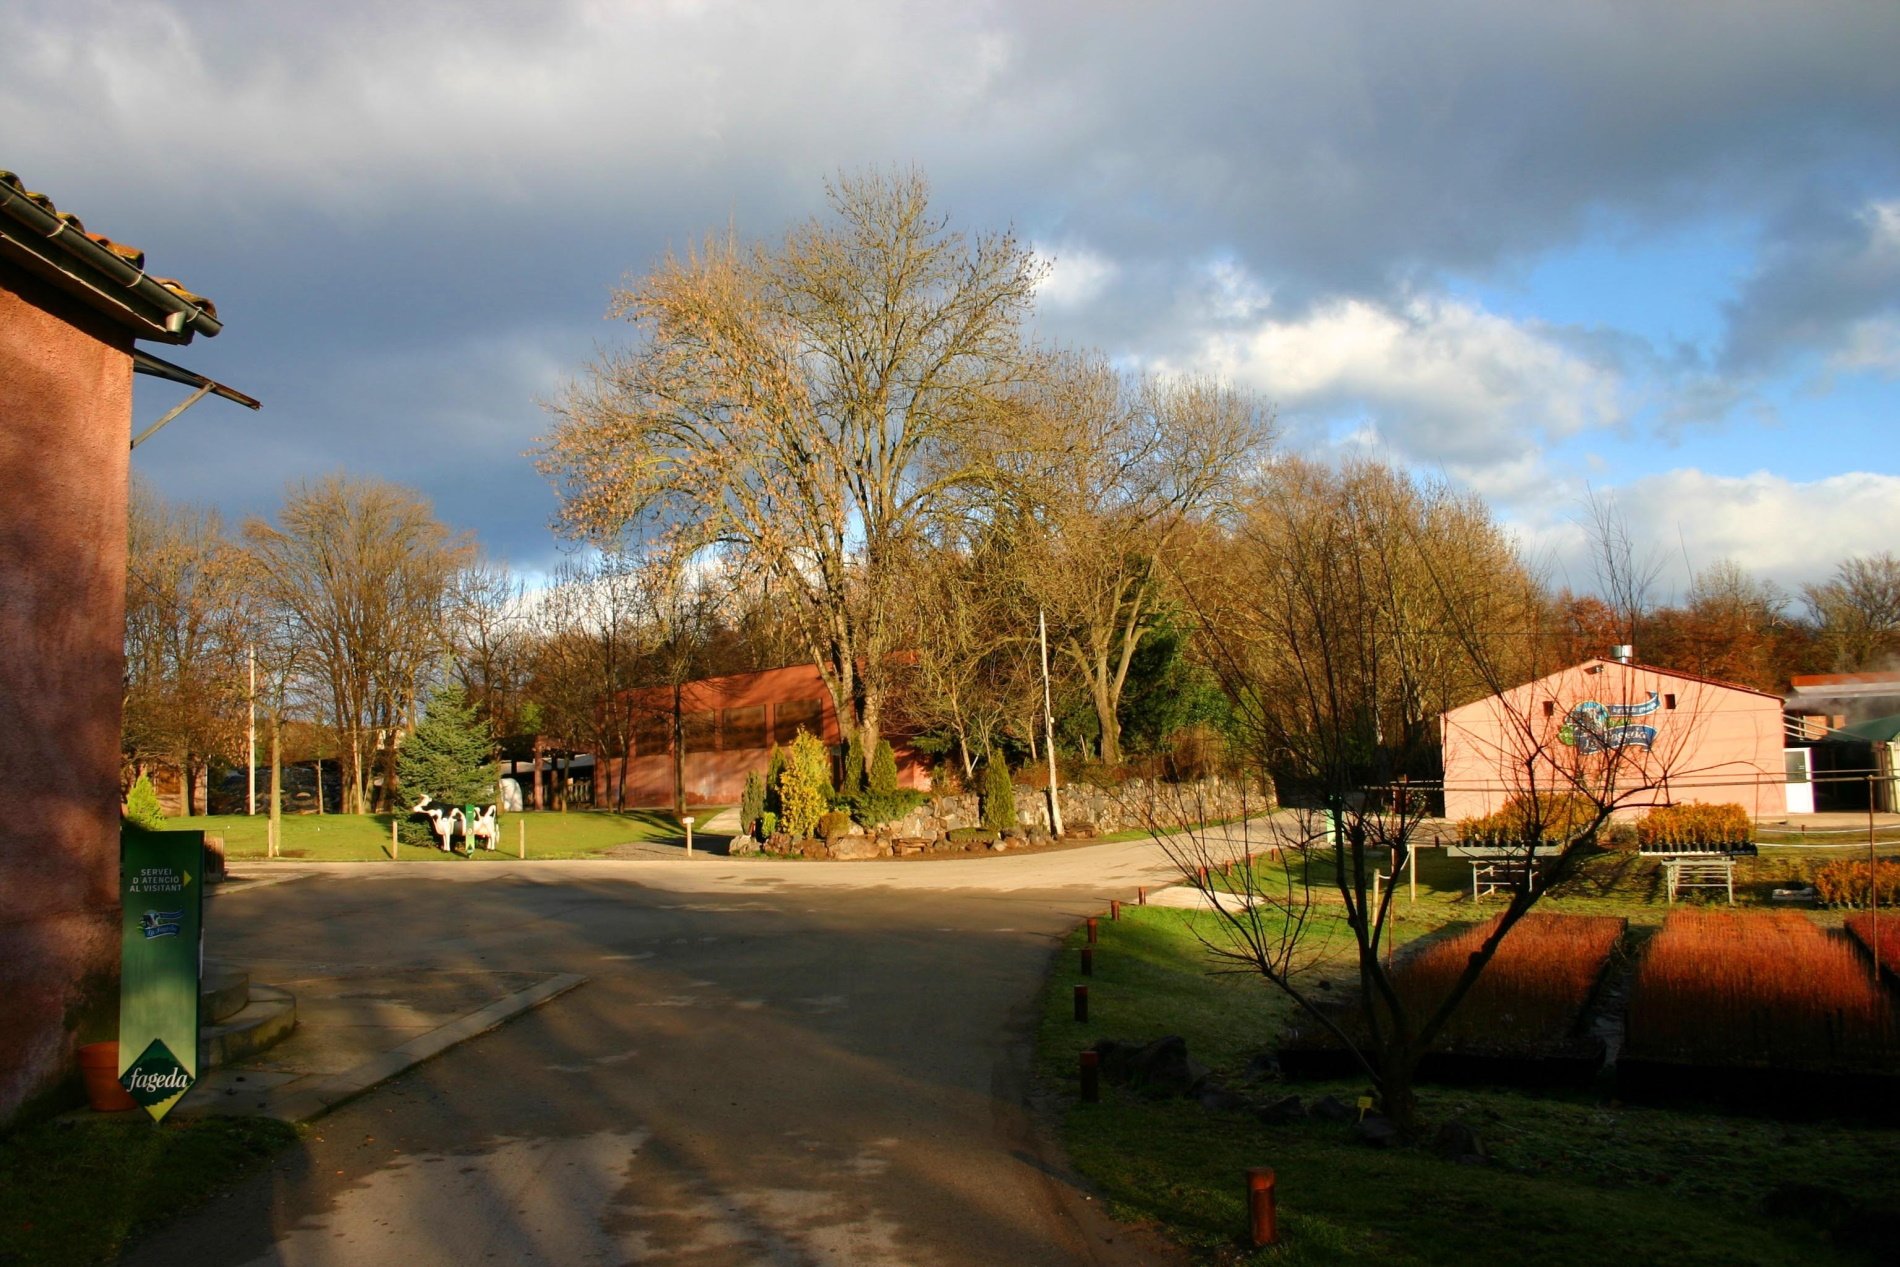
1197,865,1209,885
1086,917,1098,944
1079,1050,1100,1103
1081,946,1094,976
1073,984,1089,1022
1109,899,1121,921
1246,1167,1278,1246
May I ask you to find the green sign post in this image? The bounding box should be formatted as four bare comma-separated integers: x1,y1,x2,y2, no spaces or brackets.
118,827,203,1122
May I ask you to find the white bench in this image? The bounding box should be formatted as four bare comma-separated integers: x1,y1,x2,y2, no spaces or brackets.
1663,857,1735,904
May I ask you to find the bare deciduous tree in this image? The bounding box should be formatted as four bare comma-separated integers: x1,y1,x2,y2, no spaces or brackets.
123,477,254,812
244,475,472,813
538,168,1044,774
1804,551,1900,671
996,353,1270,764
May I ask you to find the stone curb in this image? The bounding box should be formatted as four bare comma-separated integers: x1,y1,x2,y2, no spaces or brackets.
193,972,587,1123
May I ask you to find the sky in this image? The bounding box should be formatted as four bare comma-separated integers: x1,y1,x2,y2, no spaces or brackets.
8,0,1899,603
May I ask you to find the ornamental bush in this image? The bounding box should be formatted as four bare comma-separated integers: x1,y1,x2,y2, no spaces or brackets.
869,739,899,797
1636,802,1752,850
763,745,786,817
123,773,164,830
1813,858,1900,908
740,768,766,837
981,759,1016,833
817,810,854,841
777,730,833,841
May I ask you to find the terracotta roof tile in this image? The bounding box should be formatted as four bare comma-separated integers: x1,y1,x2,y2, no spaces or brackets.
0,169,215,320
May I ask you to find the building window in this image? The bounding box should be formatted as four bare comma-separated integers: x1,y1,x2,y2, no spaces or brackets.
722,706,767,750
1543,700,1555,717
1664,693,1677,710
773,699,824,746
683,710,718,753
632,711,668,755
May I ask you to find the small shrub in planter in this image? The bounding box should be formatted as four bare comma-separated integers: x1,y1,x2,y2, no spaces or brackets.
1636,801,1753,853
1455,792,1599,848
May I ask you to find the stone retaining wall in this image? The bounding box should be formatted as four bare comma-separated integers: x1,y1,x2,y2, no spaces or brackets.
730,774,1274,860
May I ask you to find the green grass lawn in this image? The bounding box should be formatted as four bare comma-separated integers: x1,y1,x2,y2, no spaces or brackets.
157,809,700,862
1039,903,1900,1264
0,1115,298,1266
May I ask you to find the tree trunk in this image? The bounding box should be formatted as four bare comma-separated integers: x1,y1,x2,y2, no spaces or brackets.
1092,677,1122,767
556,752,568,812
531,735,545,810
268,711,283,859
672,683,686,816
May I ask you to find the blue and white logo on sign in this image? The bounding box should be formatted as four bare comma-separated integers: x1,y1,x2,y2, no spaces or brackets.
140,910,184,939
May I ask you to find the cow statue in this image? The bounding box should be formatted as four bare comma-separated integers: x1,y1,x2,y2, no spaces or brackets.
465,804,500,852
411,796,468,855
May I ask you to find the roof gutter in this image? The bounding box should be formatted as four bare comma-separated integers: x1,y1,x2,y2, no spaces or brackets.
0,181,221,342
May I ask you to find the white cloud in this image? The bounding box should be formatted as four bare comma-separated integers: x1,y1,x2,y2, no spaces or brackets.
1516,469,1900,596
1032,244,1118,310
1183,292,1626,471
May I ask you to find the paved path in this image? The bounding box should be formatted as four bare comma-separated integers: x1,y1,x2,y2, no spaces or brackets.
128,836,1226,1267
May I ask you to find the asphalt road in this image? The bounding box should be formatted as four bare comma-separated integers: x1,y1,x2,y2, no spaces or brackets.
127,842,1200,1267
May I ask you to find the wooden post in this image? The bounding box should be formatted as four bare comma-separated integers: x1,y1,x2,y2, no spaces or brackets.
390,819,398,861
519,818,526,860
1871,776,1881,982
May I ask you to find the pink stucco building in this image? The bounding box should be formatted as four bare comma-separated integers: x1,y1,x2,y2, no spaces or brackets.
0,172,234,1123
1441,658,1787,822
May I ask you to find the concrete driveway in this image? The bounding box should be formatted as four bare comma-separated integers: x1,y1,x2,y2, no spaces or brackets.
128,837,1213,1266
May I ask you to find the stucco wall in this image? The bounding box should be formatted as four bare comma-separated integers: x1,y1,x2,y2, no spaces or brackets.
0,271,133,1121
1441,660,1786,823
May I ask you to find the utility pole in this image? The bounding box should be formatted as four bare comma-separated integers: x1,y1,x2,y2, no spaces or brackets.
1040,609,1064,837
247,647,257,816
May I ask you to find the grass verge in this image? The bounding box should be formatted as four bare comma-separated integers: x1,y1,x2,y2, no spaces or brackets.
1037,904,1900,1265
0,1114,298,1265
157,809,693,862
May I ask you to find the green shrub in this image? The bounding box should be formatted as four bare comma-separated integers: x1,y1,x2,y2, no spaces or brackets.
818,810,854,840
869,739,899,797
981,760,1016,833
948,827,998,844
847,788,924,828
398,820,438,849
740,769,766,837
777,730,833,841
123,774,165,830
759,810,778,838
763,745,786,817
1636,802,1753,850
1814,858,1900,908
840,734,865,796
1456,792,1599,847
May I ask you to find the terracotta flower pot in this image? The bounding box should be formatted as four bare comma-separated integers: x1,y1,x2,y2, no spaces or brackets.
78,1042,138,1112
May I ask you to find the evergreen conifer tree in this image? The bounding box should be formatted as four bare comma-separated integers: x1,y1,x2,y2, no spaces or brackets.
869,739,899,797
398,682,498,807
981,758,1016,833
123,773,165,830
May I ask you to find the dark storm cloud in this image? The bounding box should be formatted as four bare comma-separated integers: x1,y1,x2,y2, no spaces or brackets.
1720,199,1900,377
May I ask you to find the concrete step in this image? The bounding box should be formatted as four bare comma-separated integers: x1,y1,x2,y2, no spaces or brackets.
201,964,251,1024
200,985,296,1071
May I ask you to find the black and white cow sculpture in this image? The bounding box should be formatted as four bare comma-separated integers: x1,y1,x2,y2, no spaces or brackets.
466,804,499,852
411,797,467,854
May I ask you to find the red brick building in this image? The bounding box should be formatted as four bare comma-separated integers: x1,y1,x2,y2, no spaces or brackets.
0,172,242,1123
598,662,933,808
